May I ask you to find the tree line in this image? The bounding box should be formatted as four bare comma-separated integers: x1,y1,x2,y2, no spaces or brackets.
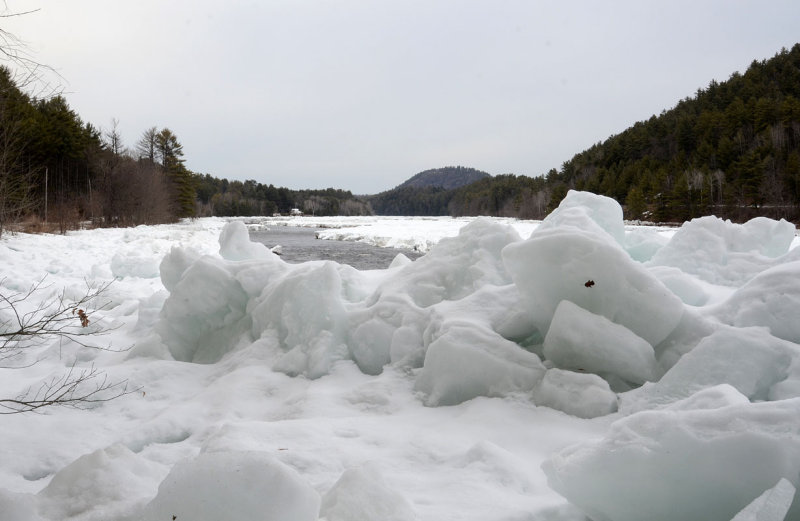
0,66,198,236
0,65,370,237
194,174,370,217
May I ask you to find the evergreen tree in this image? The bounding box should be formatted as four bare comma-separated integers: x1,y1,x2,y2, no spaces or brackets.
155,128,195,218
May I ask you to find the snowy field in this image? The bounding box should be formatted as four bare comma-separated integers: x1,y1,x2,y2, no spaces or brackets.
1,191,799,521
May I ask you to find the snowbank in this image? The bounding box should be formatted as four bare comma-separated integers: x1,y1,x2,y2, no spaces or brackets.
141,451,320,521
321,463,416,521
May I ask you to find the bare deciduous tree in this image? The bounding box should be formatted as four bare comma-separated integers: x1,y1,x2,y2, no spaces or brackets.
136,126,158,163
104,118,124,156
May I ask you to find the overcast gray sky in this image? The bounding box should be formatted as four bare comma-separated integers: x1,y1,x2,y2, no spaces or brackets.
5,1,800,194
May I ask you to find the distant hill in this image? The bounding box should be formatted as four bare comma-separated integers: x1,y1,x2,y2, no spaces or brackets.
395,166,490,190
367,166,490,216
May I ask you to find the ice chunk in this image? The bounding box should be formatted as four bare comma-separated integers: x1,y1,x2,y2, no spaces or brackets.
620,327,798,414
744,217,798,257
543,300,658,385
651,306,717,372
661,384,750,412
713,261,800,344
252,261,349,378
371,218,521,308
321,463,415,521
533,368,618,419
349,317,395,375
537,190,626,246
157,255,251,363
234,261,289,299
730,479,796,521
388,252,412,269
624,227,669,262
648,215,797,286
543,398,800,521
648,265,709,306
771,353,800,401
37,443,163,520
415,322,546,406
218,220,274,261
141,451,319,521
503,227,684,347
422,283,539,352
159,245,201,292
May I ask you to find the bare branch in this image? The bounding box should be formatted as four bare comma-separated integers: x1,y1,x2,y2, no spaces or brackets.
0,362,135,414
0,278,121,361
0,7,62,96
0,9,41,18
0,278,135,413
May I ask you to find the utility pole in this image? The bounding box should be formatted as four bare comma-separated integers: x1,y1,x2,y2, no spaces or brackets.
44,167,48,223
87,166,93,223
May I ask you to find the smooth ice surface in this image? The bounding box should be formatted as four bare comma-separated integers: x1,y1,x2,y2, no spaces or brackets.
731,479,796,521
0,198,798,521
543,300,658,385
416,321,546,406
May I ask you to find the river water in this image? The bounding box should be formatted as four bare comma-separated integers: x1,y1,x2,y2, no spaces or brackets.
249,226,423,270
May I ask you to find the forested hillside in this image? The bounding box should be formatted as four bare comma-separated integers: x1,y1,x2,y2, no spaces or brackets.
367,166,490,215
396,166,490,190
449,44,800,222
561,43,800,222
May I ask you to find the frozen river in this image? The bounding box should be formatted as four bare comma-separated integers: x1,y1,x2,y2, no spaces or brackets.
249,226,423,269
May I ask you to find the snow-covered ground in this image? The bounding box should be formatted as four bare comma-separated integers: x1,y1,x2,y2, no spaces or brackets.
1,192,799,521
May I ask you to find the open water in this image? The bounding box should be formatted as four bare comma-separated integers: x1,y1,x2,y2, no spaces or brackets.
249,226,423,270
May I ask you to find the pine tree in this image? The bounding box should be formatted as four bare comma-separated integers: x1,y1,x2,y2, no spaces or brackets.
155,128,195,218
